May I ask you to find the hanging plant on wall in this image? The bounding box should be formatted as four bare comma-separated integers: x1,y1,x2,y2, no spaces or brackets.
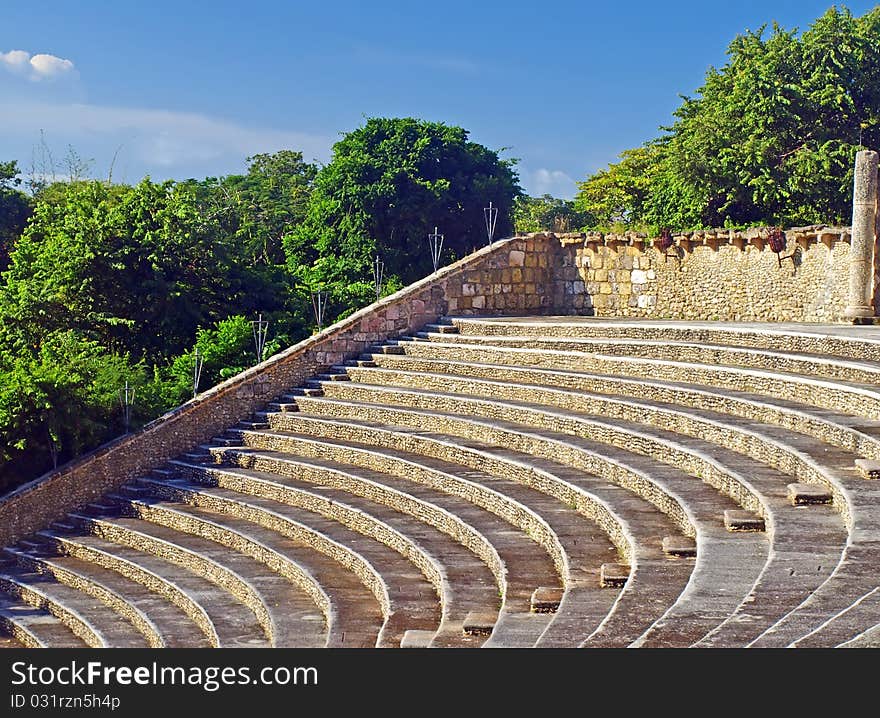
655,228,678,264
767,227,796,268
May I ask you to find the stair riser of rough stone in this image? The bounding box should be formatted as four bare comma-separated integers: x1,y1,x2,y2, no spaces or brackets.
36,532,220,646
170,460,509,615
320,378,769,521
231,421,633,567
366,354,880,463
448,318,880,363
133,479,404,633
391,340,880,422
4,547,165,648
67,513,274,647
424,333,880,387
119,487,334,645
214,440,569,584
289,398,698,540
335,369,857,526
234,420,698,647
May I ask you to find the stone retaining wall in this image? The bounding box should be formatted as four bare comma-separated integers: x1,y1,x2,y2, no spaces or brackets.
547,226,855,322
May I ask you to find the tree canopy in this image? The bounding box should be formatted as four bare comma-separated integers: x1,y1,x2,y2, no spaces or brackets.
575,5,880,231
285,117,521,294
0,120,522,492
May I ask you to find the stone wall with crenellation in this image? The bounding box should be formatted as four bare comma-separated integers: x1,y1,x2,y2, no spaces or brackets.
545,226,855,322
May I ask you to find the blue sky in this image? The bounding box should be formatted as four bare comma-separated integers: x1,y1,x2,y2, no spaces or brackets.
1,1,877,197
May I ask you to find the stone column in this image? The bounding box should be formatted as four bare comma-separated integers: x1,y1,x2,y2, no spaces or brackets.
845,150,879,319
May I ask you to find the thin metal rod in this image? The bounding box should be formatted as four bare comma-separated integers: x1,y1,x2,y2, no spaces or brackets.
428,226,444,273
118,380,136,433
311,290,328,331
373,256,385,302
484,201,499,245
251,313,269,363
193,348,204,398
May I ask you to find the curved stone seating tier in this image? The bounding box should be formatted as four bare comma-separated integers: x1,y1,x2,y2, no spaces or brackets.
4,544,180,648
218,430,621,647
450,318,880,363
327,370,849,646
0,590,88,647
3,315,880,648
249,412,696,647
193,451,562,647
131,477,442,648
151,466,504,648
363,352,880,464
283,394,770,647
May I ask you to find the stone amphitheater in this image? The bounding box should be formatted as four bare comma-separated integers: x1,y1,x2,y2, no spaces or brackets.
0,152,878,650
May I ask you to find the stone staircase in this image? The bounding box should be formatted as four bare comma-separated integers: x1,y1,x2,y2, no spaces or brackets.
2,315,880,648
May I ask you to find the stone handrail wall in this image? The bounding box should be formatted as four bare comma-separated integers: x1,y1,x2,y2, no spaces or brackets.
545,225,857,322
0,236,555,547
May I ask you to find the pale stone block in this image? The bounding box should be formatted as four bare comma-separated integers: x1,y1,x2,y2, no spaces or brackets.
462,283,476,296
594,269,608,282
631,269,648,284
600,283,612,294
472,295,486,309
508,250,525,266
646,269,656,280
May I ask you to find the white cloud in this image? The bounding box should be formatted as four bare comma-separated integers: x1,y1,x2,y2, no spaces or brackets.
528,168,577,198
1,49,76,81
0,99,333,177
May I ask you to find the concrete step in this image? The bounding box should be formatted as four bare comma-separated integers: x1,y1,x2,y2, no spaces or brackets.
4,544,207,648
220,430,620,647
266,402,299,413
0,595,89,648
184,453,561,647
446,317,880,363
0,567,151,648
139,474,442,648
245,412,696,648
63,514,272,647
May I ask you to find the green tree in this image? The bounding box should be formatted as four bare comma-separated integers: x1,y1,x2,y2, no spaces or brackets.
576,6,880,230
574,146,661,231
513,194,595,233
286,117,521,303
0,160,32,271
0,178,292,363
0,332,145,491
191,150,317,266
